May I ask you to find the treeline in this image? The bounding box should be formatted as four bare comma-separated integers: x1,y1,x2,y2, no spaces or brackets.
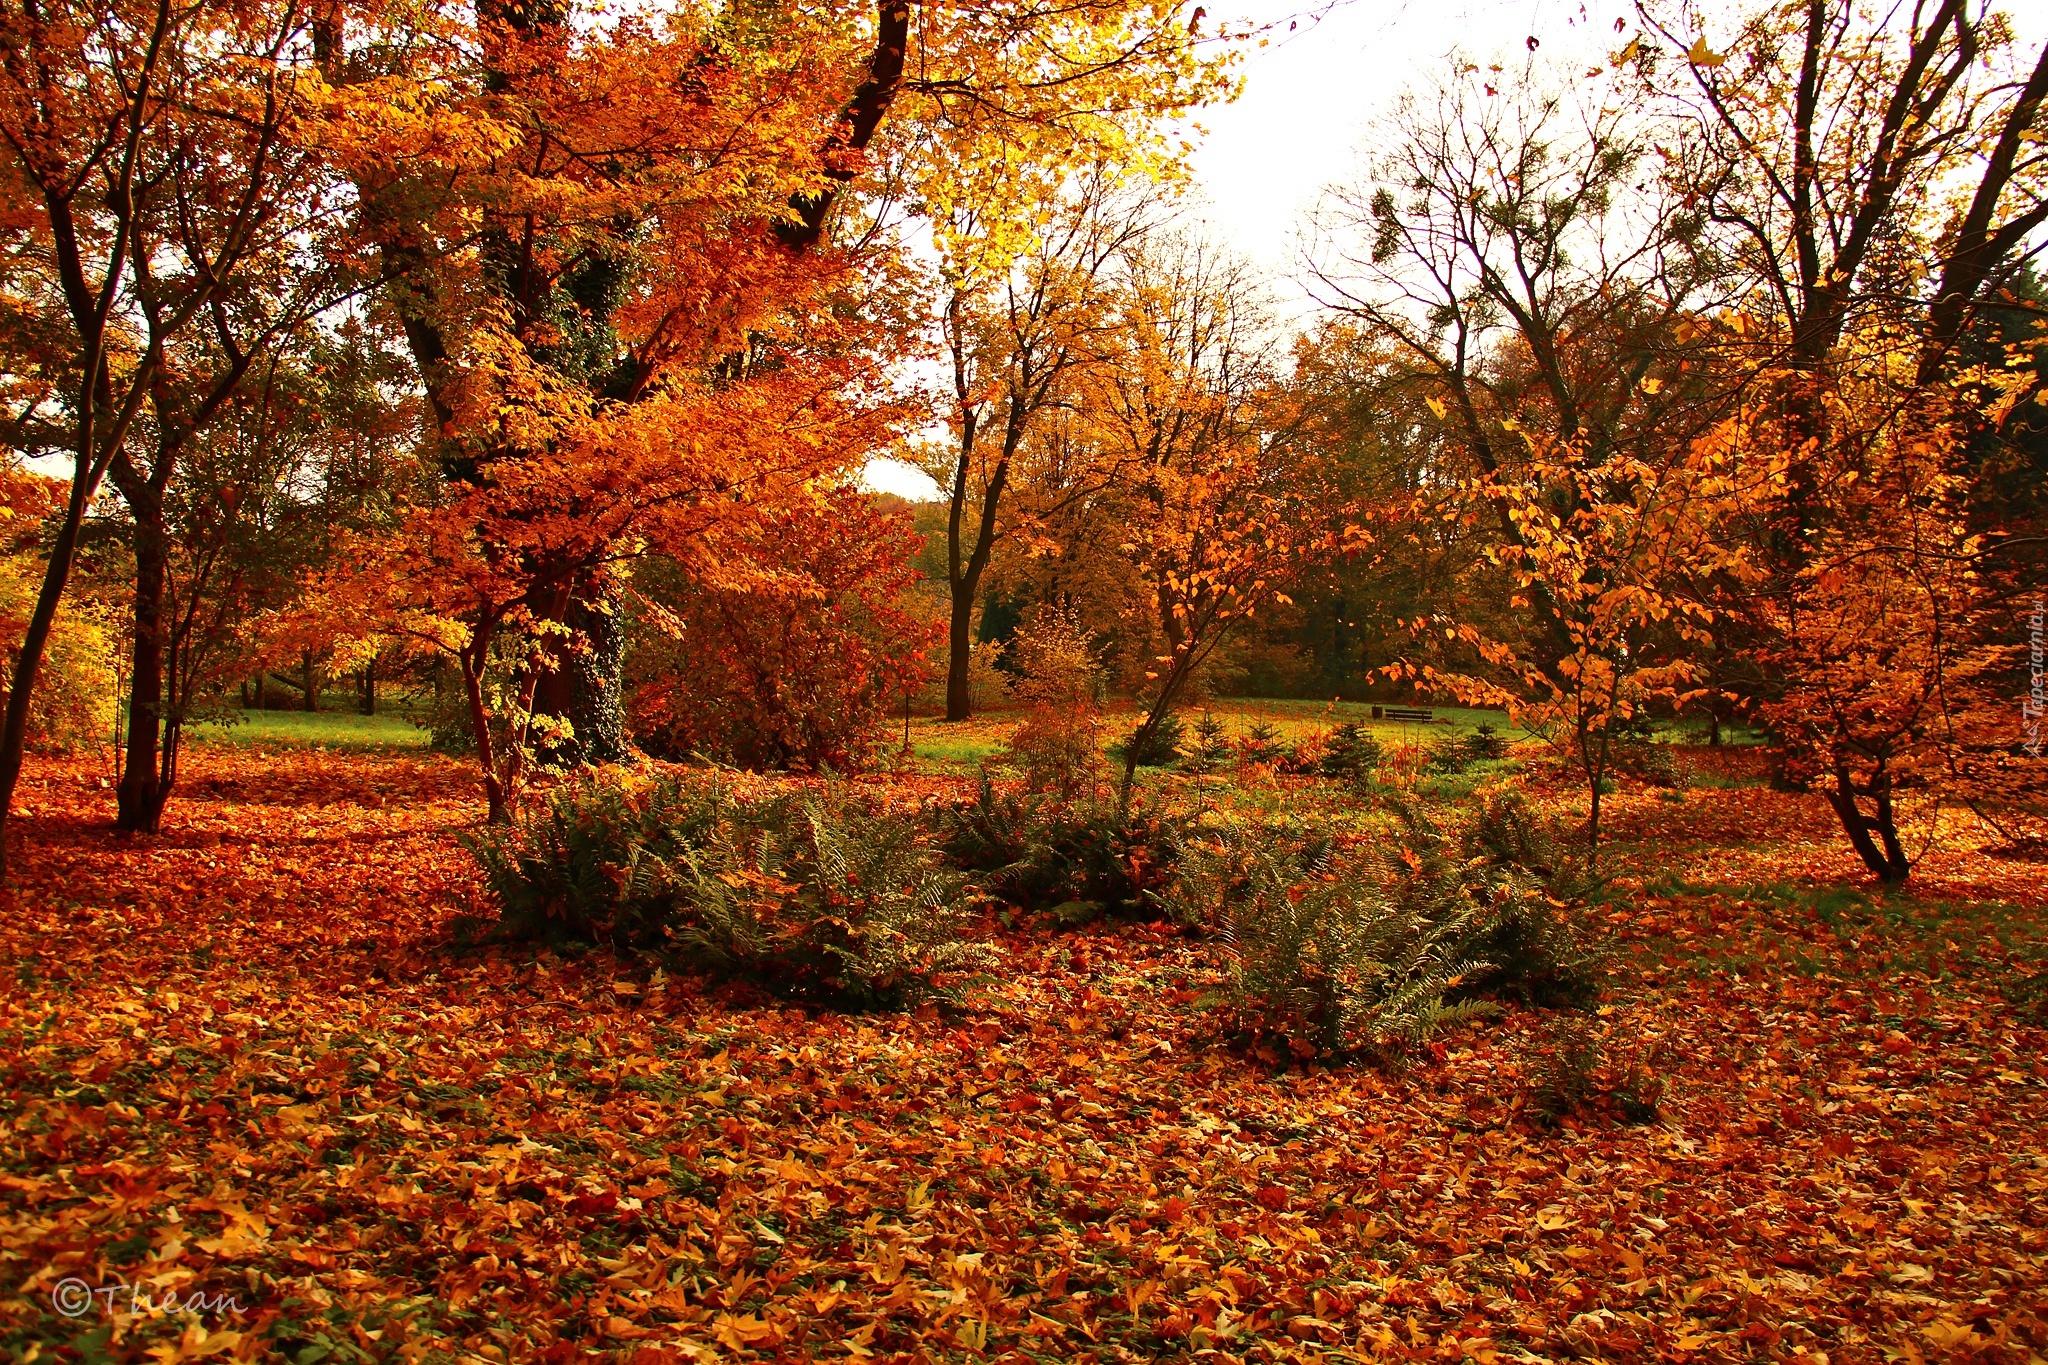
0,0,2042,886
907,5,2048,876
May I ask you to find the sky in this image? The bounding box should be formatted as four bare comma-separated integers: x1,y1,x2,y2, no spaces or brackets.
861,0,1633,500
1185,0,1629,288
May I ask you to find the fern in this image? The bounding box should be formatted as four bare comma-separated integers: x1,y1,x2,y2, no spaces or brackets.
1192,837,1498,1063
464,770,720,947
667,792,993,1009
468,773,992,1008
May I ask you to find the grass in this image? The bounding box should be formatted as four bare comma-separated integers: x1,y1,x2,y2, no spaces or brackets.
906,716,1011,768
1628,873,2048,988
189,706,430,750
905,698,1522,775
1188,697,1514,740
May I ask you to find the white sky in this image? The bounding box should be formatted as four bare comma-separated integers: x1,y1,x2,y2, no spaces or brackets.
1185,0,1629,290
863,0,1635,500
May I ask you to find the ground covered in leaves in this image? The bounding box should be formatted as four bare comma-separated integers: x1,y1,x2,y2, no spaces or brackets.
3,745,2046,1364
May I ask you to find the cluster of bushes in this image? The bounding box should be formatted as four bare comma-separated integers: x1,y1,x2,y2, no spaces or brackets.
1109,712,1517,790
469,775,1618,1119
936,774,1182,923
467,774,990,1009
1171,792,1601,1063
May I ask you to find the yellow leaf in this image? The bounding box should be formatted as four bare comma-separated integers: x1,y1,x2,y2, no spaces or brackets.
1425,396,1448,419
1687,37,1726,66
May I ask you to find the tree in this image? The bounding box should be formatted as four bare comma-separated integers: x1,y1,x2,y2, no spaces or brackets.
626,485,938,771
0,0,399,868
929,168,1151,720
1641,0,2048,872
1084,231,1353,799
1307,64,1750,848
322,0,1236,771
1748,370,2033,881
95,322,424,827
1640,0,2048,391
97,48,396,832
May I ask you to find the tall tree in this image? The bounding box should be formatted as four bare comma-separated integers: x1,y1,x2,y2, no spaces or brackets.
1307,65,1746,846
930,169,1150,720
320,0,1235,773
0,0,406,868
101,37,391,832
1643,0,2048,873
1087,231,1352,798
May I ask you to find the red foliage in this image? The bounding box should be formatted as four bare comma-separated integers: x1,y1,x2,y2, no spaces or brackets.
627,488,939,771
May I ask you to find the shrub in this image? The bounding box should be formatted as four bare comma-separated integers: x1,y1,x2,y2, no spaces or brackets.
1596,713,1683,787
933,770,1040,876
1466,723,1510,760
1005,607,1105,800
1022,801,1184,922
416,661,490,755
1318,722,1384,788
935,782,1183,921
1613,739,1683,787
0,555,117,755
1110,710,1184,768
1177,793,1603,1064
1275,737,1322,776
666,795,991,1009
465,770,723,946
1451,792,1603,1006
1520,1011,1667,1124
1181,713,1232,775
469,773,991,1008
1236,721,1285,767
626,490,938,772
1186,838,1495,1063
1425,731,1473,774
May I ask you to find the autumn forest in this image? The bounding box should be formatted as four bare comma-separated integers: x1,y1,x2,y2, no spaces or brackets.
1,0,2045,1359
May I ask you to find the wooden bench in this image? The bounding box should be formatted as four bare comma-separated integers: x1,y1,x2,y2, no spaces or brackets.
1371,705,1435,722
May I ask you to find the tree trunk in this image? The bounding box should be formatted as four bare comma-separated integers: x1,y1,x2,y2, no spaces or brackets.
301,650,320,712
1824,764,1911,883
530,576,628,766
115,495,170,834
462,631,510,825
360,661,377,716
945,583,977,722
1580,721,1608,857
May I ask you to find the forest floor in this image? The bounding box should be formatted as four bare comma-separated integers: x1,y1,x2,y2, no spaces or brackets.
2,737,2046,1364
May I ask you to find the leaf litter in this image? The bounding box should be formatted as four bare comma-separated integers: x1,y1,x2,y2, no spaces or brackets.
1,749,2044,1362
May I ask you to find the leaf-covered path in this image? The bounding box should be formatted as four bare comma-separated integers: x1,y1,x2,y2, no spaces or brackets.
3,751,2045,1363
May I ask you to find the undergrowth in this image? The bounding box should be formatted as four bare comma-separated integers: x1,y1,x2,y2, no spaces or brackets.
468,772,991,1008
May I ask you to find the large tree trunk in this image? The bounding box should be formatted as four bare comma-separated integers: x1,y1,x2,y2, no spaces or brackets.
944,580,977,722
301,651,320,712
115,494,171,833
531,576,628,766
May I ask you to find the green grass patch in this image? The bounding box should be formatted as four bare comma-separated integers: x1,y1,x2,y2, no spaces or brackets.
1631,873,2045,987
190,707,430,750
907,699,1528,777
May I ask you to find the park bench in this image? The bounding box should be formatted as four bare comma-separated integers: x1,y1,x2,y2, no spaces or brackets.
1371,705,1435,722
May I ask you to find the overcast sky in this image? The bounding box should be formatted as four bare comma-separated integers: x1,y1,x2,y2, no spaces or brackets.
1186,0,1628,287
